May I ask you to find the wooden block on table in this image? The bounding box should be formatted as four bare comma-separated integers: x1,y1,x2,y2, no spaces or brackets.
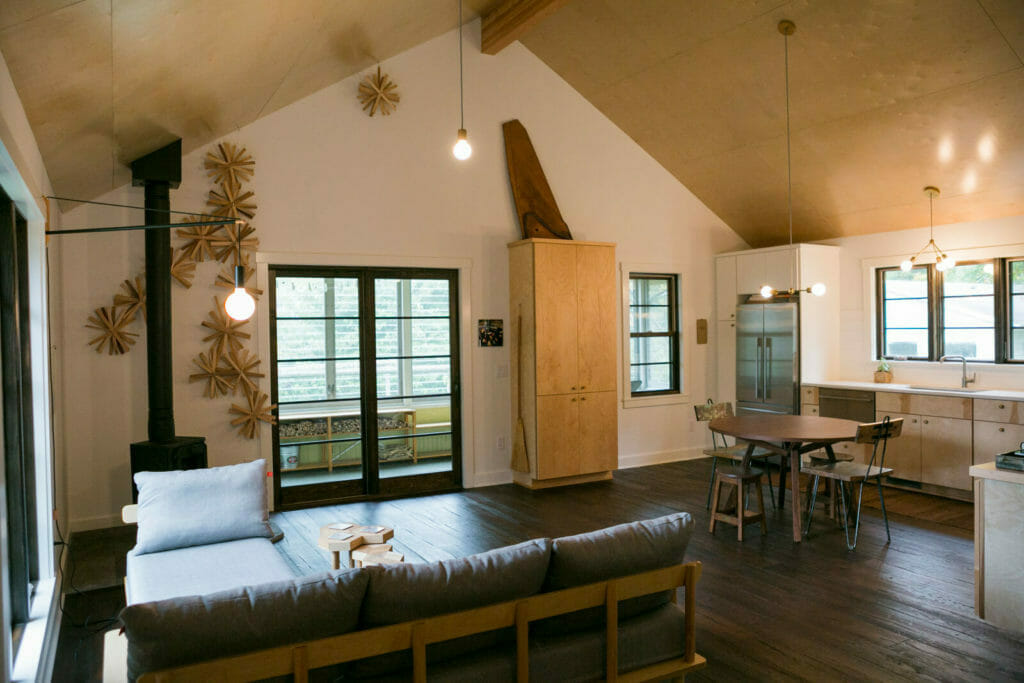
350,525,395,544
318,523,366,552
359,551,404,566
351,543,393,564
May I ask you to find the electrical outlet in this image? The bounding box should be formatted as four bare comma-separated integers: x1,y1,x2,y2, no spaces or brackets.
496,436,507,451
496,363,509,379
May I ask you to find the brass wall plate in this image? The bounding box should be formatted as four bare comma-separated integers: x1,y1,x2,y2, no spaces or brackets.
696,318,708,345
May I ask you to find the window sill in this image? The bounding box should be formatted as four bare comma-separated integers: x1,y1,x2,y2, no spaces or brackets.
12,576,58,682
622,392,689,410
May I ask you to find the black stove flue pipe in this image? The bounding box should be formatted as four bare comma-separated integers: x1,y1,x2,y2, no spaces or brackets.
128,139,207,499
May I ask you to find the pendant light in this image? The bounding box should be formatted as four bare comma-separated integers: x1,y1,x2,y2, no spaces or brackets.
224,220,256,321
452,0,472,160
900,186,955,272
759,20,826,300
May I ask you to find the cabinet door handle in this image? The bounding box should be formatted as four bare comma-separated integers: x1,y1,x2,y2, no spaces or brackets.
571,386,576,391
923,420,929,424
912,419,918,423
999,404,1005,409
570,397,576,402
580,397,587,401
580,385,586,390
999,427,1005,432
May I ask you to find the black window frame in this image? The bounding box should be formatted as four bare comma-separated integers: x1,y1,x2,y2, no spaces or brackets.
0,185,37,637
628,273,681,397
876,258,1019,364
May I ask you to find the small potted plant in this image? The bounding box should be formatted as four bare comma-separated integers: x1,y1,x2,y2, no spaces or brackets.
874,359,892,384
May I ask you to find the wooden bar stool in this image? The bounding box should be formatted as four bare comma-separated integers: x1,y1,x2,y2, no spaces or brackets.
709,465,768,541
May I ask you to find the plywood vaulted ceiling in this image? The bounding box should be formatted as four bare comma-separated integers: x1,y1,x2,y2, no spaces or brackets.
1,0,1023,246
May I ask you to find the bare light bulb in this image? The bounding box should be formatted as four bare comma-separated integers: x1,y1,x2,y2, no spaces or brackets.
900,259,913,272
453,129,472,160
759,285,774,298
943,256,957,270
224,265,256,321
935,258,948,273
810,282,827,297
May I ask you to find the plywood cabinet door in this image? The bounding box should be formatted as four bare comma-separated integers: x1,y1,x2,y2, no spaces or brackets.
920,416,972,490
974,421,1024,462
876,411,922,481
536,394,580,479
715,320,736,405
715,256,737,321
576,245,617,393
534,244,578,395
578,391,618,472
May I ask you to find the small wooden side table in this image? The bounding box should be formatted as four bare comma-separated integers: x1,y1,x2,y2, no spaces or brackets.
318,523,395,569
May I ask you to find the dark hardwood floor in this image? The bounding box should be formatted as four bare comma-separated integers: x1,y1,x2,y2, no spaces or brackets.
55,459,1024,681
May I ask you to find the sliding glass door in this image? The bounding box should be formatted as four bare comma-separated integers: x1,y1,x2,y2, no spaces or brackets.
269,266,461,507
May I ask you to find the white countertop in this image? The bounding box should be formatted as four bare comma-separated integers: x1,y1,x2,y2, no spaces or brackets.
804,380,1024,402
970,461,1024,484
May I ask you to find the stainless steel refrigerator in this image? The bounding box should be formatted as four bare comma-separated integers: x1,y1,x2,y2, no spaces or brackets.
736,300,799,416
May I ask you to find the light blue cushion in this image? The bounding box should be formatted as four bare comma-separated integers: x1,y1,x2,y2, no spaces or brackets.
125,537,296,605
133,459,272,555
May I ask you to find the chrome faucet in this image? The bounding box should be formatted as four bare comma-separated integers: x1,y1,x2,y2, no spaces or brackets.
940,355,976,389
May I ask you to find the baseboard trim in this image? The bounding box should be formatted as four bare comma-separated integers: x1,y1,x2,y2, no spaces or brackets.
471,470,515,488
69,513,124,533
618,447,706,470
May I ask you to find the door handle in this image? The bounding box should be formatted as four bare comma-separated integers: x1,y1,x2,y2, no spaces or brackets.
755,337,762,399
765,337,772,400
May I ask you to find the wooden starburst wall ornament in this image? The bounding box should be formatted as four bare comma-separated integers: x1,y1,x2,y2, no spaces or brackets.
189,349,236,398
208,180,257,220
85,306,139,355
213,221,260,266
201,296,252,358
176,214,222,262
229,389,276,439
224,348,265,395
113,275,146,321
204,142,254,188
358,65,400,116
170,248,196,288
215,260,263,299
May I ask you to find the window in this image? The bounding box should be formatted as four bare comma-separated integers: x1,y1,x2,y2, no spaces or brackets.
878,266,931,359
941,261,995,361
628,274,680,395
875,258,1020,363
1009,260,1024,360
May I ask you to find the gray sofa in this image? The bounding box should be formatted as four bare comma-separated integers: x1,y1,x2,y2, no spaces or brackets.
120,461,700,682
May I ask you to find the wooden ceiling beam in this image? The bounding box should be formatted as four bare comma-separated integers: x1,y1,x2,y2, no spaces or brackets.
481,0,570,55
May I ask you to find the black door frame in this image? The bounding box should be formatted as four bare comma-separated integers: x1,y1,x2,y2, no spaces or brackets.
268,265,462,509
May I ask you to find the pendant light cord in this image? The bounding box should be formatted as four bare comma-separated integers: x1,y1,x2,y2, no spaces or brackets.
458,0,465,130
784,29,793,246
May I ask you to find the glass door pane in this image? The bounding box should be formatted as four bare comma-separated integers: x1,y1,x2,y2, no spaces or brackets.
274,275,366,499
374,277,457,489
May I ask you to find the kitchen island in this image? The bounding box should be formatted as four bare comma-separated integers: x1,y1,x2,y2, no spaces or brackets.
970,461,1024,634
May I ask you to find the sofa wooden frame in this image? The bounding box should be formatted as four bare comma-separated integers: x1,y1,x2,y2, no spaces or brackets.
136,561,705,683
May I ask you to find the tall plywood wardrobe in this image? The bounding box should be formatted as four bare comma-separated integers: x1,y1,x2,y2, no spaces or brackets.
509,238,618,488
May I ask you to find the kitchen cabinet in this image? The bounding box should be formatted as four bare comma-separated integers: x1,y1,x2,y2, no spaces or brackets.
973,398,1024,464
509,239,618,488
875,411,923,481
715,256,737,321
919,416,972,489
736,248,796,295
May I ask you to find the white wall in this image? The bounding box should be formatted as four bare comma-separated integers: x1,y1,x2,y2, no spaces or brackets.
53,21,747,530
821,213,1024,387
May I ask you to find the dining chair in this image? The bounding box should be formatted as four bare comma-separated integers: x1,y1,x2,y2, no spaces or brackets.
709,463,767,541
802,416,903,550
693,399,776,511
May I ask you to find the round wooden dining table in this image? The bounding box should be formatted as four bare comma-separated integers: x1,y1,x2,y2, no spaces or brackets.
709,414,860,542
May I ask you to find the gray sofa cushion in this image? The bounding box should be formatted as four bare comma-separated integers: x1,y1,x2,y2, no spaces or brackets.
125,537,296,605
537,512,693,634
351,538,552,677
133,459,272,555
120,568,369,682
